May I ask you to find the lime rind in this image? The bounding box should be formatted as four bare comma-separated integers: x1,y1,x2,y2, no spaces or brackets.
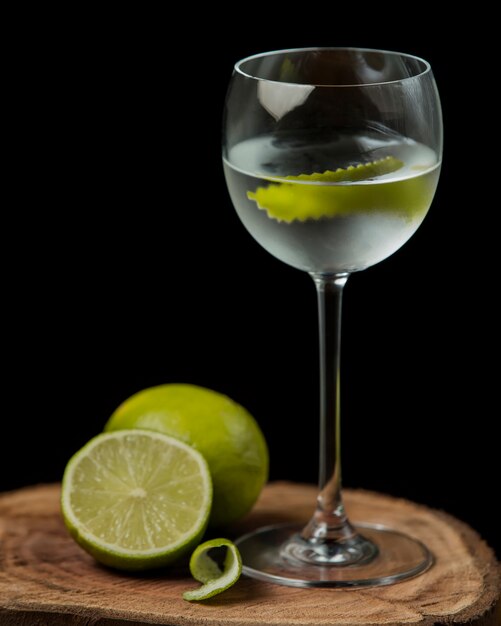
282,156,403,182
247,156,405,223
61,430,212,570
183,538,242,601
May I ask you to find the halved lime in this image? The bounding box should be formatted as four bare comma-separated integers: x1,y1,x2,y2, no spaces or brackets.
61,430,212,570
183,538,242,601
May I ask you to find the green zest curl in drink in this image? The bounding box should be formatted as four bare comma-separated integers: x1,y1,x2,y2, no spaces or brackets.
247,156,432,223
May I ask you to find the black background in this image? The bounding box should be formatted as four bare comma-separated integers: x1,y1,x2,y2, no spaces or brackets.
4,10,499,559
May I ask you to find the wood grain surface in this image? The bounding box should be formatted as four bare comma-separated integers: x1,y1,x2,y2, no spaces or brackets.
0,482,499,625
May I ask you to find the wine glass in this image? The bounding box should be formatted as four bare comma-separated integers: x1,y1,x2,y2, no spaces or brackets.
222,47,442,588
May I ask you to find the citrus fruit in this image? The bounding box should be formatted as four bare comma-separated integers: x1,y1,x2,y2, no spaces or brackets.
104,384,268,527
183,538,242,601
61,430,212,570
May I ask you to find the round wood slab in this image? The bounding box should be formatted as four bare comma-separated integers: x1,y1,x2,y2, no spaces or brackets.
0,482,499,625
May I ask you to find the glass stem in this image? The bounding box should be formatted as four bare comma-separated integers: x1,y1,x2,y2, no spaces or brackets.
302,273,357,545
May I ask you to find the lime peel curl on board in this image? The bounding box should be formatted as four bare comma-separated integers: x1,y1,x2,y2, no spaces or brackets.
183,538,242,602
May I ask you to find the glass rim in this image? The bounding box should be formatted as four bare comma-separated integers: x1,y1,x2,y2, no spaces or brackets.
234,47,432,88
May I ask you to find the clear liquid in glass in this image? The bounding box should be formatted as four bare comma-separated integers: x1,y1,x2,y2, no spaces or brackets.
224,128,440,273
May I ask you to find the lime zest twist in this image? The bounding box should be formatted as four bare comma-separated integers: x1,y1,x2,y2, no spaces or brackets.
282,156,404,183
183,538,243,602
247,156,404,223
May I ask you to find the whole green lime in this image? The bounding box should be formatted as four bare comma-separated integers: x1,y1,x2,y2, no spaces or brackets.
104,384,268,527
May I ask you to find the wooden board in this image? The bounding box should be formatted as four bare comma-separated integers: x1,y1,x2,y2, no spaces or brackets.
0,482,499,625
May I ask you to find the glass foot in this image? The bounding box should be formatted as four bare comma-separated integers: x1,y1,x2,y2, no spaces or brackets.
235,522,433,588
